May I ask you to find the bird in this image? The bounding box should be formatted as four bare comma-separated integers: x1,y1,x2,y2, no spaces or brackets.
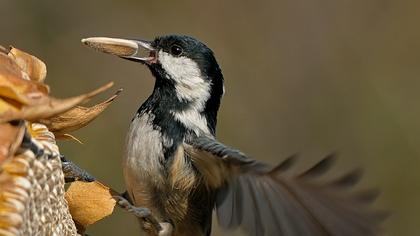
82,35,384,236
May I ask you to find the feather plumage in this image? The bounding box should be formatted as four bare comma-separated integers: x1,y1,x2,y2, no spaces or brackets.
186,135,386,236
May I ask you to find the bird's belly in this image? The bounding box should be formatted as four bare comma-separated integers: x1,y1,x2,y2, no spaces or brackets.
123,114,166,210
122,113,199,223
122,113,215,236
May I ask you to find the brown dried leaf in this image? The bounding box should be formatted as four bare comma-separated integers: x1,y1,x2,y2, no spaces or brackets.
0,47,110,125
65,181,117,228
0,98,20,115
0,82,114,123
0,51,20,76
0,53,47,106
0,121,25,165
8,47,47,83
46,88,122,135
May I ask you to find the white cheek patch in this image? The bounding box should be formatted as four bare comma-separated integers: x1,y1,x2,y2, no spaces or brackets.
159,51,212,135
158,51,211,109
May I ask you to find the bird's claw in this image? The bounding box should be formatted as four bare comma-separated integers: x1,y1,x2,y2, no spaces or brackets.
113,194,169,234
61,155,95,183
113,195,151,218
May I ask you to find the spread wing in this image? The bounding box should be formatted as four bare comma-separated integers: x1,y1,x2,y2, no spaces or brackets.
185,135,386,236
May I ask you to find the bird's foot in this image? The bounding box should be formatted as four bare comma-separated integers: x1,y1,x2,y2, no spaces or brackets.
113,195,152,218
113,194,172,235
60,155,95,183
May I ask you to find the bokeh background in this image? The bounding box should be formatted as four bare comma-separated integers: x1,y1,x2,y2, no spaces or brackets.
1,0,419,235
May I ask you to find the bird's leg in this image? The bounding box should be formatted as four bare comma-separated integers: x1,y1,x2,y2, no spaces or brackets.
114,193,153,218
113,193,173,236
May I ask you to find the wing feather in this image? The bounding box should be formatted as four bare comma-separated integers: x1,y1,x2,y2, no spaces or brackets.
185,136,385,236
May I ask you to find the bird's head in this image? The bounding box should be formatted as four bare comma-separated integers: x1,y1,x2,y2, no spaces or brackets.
82,35,224,134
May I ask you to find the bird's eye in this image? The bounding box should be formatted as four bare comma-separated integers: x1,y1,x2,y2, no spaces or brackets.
170,45,183,56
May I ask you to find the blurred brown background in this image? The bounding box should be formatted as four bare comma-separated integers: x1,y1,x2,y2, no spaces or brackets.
1,0,419,235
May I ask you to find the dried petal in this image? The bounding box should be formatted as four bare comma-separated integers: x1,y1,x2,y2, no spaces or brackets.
0,189,28,203
55,133,83,144
1,157,29,176
0,212,22,227
0,198,25,213
0,53,21,77
0,82,114,123
46,89,122,135
0,53,47,105
0,98,20,115
0,228,19,236
9,176,31,191
8,47,47,83
65,181,118,227
27,123,55,144
0,121,25,165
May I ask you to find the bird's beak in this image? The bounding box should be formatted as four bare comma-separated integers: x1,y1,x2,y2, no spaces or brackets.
81,37,157,64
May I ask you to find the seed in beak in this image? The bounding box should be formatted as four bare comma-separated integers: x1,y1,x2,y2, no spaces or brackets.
81,37,138,57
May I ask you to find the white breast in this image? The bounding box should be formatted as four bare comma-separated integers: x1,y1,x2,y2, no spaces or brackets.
123,113,165,200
